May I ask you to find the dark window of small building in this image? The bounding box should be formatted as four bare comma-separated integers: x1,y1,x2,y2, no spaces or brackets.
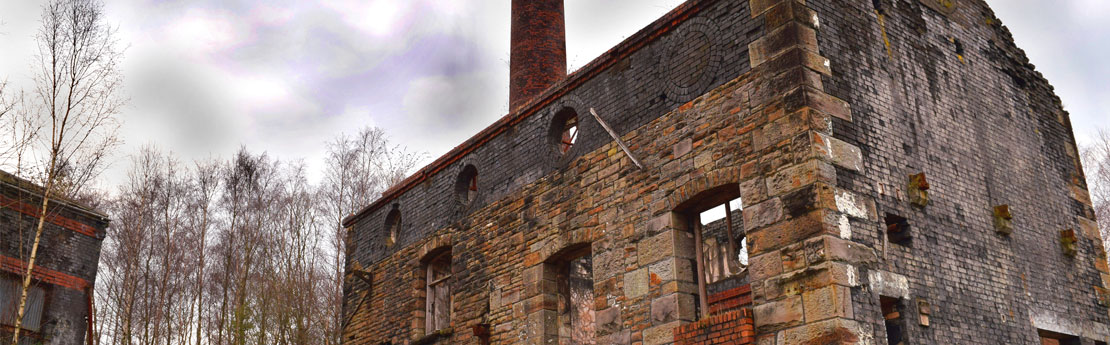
881,296,905,345
0,276,45,333
1037,330,1080,345
884,213,911,245
455,164,479,205
550,108,580,155
425,249,452,332
553,245,594,344
385,206,401,246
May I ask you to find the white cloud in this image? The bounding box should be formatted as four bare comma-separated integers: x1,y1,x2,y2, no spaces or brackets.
164,8,249,56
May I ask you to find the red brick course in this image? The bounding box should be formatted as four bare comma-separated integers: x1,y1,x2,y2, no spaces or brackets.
0,194,98,237
673,308,755,345
708,284,752,315
0,254,90,291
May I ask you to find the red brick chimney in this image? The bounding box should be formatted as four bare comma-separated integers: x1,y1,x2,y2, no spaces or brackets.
510,0,567,111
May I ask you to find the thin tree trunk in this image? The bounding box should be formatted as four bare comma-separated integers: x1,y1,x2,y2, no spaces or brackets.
10,152,57,345
193,202,209,345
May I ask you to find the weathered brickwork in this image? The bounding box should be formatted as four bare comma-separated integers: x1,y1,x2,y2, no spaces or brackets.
1,171,108,345
672,285,755,345
509,0,566,111
343,0,1108,344
805,0,1110,343
673,309,754,345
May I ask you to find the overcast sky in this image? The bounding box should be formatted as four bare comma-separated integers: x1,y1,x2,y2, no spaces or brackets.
0,0,1106,189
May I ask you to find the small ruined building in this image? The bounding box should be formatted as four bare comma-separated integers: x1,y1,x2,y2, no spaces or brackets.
341,0,1109,344
1,171,108,345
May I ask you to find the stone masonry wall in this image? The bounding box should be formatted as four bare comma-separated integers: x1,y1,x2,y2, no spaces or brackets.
0,172,108,345
343,50,771,345
343,0,1108,344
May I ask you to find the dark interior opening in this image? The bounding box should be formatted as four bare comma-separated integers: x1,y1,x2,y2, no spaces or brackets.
549,107,580,155
1037,329,1081,345
454,164,479,205
884,213,911,245
881,296,905,345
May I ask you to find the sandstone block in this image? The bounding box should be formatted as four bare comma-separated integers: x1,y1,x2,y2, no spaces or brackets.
748,252,784,281
649,257,694,283
744,197,784,231
638,229,696,266
596,307,623,334
624,267,649,299
753,295,803,332
803,285,853,322
643,320,685,345
651,293,697,325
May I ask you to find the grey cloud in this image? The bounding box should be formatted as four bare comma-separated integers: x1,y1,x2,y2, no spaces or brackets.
988,0,1110,145
4,0,1102,190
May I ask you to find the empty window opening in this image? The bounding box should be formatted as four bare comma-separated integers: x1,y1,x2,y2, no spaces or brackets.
697,198,747,283
560,115,579,154
673,183,747,319
385,206,401,246
1037,330,1081,345
455,164,479,205
550,108,580,155
881,296,905,345
552,245,594,345
424,249,452,332
884,213,911,245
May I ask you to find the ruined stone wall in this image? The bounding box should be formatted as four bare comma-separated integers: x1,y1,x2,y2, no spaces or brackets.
342,54,765,345
0,172,108,345
342,0,1108,344
806,0,1110,343
345,0,761,267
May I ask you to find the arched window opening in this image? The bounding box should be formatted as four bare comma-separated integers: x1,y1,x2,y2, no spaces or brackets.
560,115,579,154
385,206,401,246
454,165,479,205
672,183,747,318
423,248,452,332
542,244,594,344
696,197,747,282
550,108,580,155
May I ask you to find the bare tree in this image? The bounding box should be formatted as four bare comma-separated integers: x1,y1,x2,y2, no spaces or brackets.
10,0,125,343
189,159,220,345
319,126,421,344
1081,130,1110,250
0,82,40,173
91,129,417,345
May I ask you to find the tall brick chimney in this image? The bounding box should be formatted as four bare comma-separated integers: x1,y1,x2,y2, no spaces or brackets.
510,0,566,110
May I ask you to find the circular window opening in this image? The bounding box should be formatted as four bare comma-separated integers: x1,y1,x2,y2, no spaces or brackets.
550,108,579,155
454,164,478,205
385,206,401,246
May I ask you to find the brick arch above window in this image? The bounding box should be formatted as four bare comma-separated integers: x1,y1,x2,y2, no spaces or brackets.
417,234,454,263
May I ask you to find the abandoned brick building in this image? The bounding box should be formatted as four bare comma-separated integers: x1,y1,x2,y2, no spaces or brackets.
1,171,108,345
341,0,1109,344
